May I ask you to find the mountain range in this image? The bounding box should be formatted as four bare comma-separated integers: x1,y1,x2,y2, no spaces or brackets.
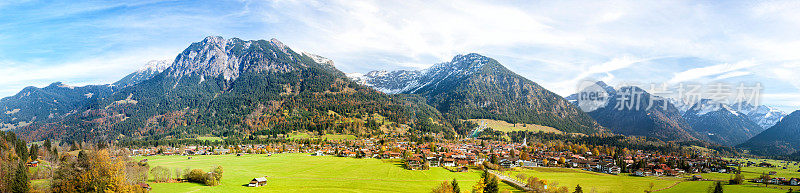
682,99,764,146
566,81,786,147
567,83,704,142
738,110,800,156
2,36,797,157
8,36,444,141
351,53,603,134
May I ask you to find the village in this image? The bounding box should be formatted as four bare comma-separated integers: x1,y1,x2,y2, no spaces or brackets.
119,136,800,188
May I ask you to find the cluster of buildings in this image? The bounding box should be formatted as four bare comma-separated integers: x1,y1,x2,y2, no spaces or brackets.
126,137,733,177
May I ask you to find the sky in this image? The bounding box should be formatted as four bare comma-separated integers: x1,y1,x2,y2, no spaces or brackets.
0,0,799,112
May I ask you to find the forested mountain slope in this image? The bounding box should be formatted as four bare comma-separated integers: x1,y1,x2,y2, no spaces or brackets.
15,36,444,142
354,54,603,134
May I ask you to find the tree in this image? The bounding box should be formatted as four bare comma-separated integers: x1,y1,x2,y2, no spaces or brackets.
471,177,485,193
43,139,52,150
574,184,583,193
710,181,723,193
29,144,39,160
729,173,744,185
151,166,171,182
204,172,220,186
760,172,771,187
52,149,138,192
452,178,461,193
211,165,224,181
12,160,30,193
432,181,455,193
484,173,498,193
187,169,206,183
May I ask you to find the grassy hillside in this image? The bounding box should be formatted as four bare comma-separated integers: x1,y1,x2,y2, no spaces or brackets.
467,119,562,134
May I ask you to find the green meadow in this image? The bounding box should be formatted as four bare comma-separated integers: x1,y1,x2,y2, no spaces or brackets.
501,164,798,193
501,167,681,193
134,154,800,193
137,153,521,193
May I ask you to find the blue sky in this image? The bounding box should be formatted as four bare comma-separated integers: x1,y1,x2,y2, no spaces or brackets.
1,0,799,112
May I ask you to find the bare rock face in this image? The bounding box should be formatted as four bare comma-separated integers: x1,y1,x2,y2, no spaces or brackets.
169,36,301,82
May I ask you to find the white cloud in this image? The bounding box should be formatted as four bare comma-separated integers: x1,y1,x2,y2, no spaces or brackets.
668,60,760,84
1,0,799,111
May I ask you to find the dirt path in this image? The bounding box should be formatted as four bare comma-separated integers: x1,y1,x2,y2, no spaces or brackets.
653,181,683,192
488,170,533,192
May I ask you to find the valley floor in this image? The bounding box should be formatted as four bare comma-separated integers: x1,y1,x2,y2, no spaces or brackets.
136,154,796,193
137,153,520,193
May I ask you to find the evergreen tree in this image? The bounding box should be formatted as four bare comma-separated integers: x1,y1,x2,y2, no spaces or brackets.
574,184,583,193
452,178,460,193
711,181,723,193
28,144,38,161
12,160,30,193
483,172,498,193
43,139,51,151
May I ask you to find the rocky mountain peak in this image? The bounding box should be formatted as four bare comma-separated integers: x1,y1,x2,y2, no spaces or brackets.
139,60,170,73
167,36,305,82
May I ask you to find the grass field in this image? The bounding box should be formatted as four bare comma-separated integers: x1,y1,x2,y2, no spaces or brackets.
133,154,800,193
285,132,357,141
137,154,521,193
502,167,795,193
196,136,224,142
501,167,680,192
467,119,562,134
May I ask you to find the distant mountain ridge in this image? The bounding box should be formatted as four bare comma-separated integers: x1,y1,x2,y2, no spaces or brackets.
113,60,170,88
730,102,787,129
570,83,704,142
352,53,603,134
738,110,800,156
682,99,764,146
0,82,115,131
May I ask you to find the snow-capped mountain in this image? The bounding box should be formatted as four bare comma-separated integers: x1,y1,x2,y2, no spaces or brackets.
683,99,764,146
112,60,171,88
667,98,693,114
738,110,800,156
352,53,604,134
731,102,787,129
350,53,493,94
349,70,420,94
571,83,704,142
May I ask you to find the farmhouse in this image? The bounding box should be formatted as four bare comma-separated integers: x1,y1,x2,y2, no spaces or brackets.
249,177,268,187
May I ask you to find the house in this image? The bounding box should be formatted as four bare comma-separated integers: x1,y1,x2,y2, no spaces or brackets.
499,159,518,168
602,163,621,174
442,158,456,167
27,161,39,167
653,169,664,176
249,177,268,187
214,149,230,154
519,160,536,167
790,178,800,186
634,169,652,177
406,157,425,170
